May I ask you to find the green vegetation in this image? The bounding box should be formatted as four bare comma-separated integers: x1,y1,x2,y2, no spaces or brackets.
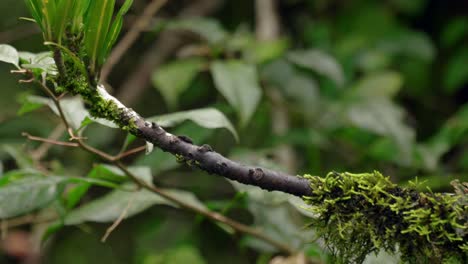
0,0,467,263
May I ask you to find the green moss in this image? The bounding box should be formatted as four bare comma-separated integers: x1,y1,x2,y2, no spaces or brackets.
51,50,138,133
303,171,467,263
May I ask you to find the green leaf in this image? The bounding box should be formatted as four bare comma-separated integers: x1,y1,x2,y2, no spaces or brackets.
0,44,19,67
147,108,238,141
64,184,170,225
0,176,66,218
444,48,468,93
23,0,44,31
25,96,117,130
104,0,133,59
287,49,345,87
345,99,415,165
152,58,204,110
144,245,206,264
65,184,205,225
17,93,46,115
55,0,76,44
19,51,57,76
379,31,435,62
441,17,468,48
84,0,116,74
417,103,468,170
167,18,227,44
351,71,403,98
70,0,91,34
210,61,262,127
42,0,57,40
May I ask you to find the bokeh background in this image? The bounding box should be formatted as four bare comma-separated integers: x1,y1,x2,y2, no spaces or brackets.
0,0,467,263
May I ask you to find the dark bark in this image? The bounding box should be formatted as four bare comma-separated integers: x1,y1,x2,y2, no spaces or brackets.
133,118,313,197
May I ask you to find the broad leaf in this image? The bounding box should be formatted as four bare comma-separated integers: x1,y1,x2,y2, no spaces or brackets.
444,48,468,93
24,96,117,129
287,49,345,87
210,61,262,127
167,18,227,44
148,108,238,141
19,51,57,76
416,103,468,170
65,184,170,225
345,99,415,165
152,58,204,109
351,71,402,98
0,176,66,218
0,44,19,67
65,184,205,224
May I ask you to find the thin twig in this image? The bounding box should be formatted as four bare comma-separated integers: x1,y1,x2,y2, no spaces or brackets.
100,0,168,81
22,132,79,147
2,214,57,229
101,193,136,242
113,145,146,161
36,81,297,255
115,162,297,255
30,124,67,160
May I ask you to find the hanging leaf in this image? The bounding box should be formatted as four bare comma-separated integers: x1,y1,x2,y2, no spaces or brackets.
0,44,19,67
210,61,262,127
351,71,403,98
147,108,238,141
167,18,228,44
287,49,345,87
64,184,170,225
65,184,205,225
152,58,204,110
0,176,66,218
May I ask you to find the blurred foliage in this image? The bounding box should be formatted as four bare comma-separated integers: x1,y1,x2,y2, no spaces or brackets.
0,0,467,263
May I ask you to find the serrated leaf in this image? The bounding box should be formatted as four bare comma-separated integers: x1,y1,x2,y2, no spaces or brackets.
167,18,227,44
0,176,66,218
287,49,345,87
0,44,19,67
210,61,262,127
152,58,204,109
147,108,238,141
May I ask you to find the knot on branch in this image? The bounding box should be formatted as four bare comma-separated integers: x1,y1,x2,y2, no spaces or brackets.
303,171,467,263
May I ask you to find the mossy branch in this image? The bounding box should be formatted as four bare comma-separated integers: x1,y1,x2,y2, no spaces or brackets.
36,16,467,263
51,60,467,262
304,171,467,263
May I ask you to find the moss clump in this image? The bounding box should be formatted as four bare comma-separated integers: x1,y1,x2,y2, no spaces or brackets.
303,171,467,263
52,52,138,133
